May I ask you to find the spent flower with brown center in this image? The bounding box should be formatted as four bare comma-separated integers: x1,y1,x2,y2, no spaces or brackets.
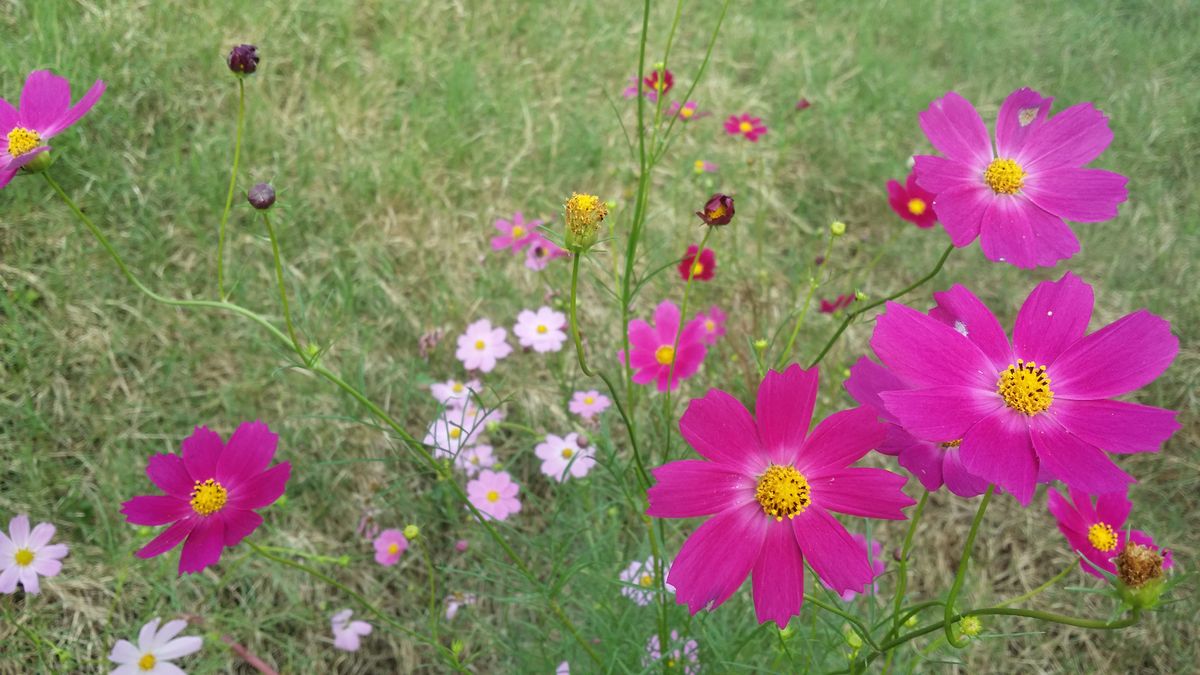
564,192,607,252
1116,541,1164,589
696,193,734,226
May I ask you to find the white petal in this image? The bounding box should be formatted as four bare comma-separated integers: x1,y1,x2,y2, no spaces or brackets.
0,563,17,593
109,665,140,675
151,620,189,649
155,636,202,660
108,639,140,664
8,515,30,548
138,618,162,651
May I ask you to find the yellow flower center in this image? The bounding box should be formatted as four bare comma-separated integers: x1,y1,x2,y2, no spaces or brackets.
997,359,1053,415
704,319,715,332
739,121,753,133
667,659,677,668
189,478,228,516
14,549,34,566
561,448,574,459
940,439,963,448
485,490,500,503
452,382,464,393
1088,522,1118,552
754,464,811,521
449,427,462,439
681,106,694,119
691,262,704,276
565,192,607,237
707,205,726,220
983,158,1026,195
640,573,654,587
693,159,705,173
387,542,400,555
6,127,41,157
474,339,486,350
536,324,548,334
907,198,927,215
654,345,675,366
138,653,157,671
511,225,525,238
583,396,595,405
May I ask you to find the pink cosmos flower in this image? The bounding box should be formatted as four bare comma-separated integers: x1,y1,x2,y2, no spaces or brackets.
1,70,105,189
455,319,512,372
455,539,469,553
887,170,938,228
822,534,886,601
490,212,540,252
692,159,718,175
622,74,659,102
870,272,1180,505
109,617,202,675
619,556,675,606
121,422,291,575
697,306,726,345
724,113,767,142
423,408,481,459
913,88,1128,268
373,529,408,566
820,294,855,314
643,631,699,674
557,662,570,675
647,365,914,627
514,306,568,353
445,592,478,620
645,69,674,96
795,98,812,111
668,101,710,121
0,514,68,594
568,390,611,420
1047,487,1172,579
678,245,716,282
524,233,569,270
454,443,496,477
621,300,708,392
534,432,596,482
467,470,521,521
431,378,480,405
330,609,372,651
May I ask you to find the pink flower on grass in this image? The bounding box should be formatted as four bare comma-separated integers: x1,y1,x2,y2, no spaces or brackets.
569,390,611,420
373,529,408,566
514,306,568,353
913,88,1127,268
697,306,726,345
887,170,938,228
648,365,914,627
621,301,708,392
525,233,569,270
423,408,481,459
108,617,202,675
445,592,478,620
535,432,596,482
331,610,372,651
822,534,886,601
1047,487,1172,579
870,272,1180,505
820,294,855,314
121,422,291,575
619,556,675,606
0,514,68,594
724,113,767,142
1,70,105,189
490,212,540,252
430,378,480,405
678,245,716,282
692,159,718,174
643,631,699,674
467,470,521,521
556,662,570,675
668,101,710,121
454,444,496,477
622,75,659,103
455,319,512,372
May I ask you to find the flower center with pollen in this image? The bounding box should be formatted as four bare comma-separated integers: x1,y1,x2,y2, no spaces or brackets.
940,439,963,448
190,479,228,516
387,543,400,555
997,359,1053,415
983,158,1026,194
1088,522,1118,552
485,490,500,503
511,226,524,238
907,198,927,215
654,345,675,366
449,427,462,439
691,262,704,276
707,205,727,220
561,448,574,459
704,319,715,332
7,127,41,157
755,465,811,521
452,382,464,393
14,549,34,566
536,324,548,334
739,121,753,133
474,339,486,350
640,574,654,587
138,654,157,671
584,396,595,405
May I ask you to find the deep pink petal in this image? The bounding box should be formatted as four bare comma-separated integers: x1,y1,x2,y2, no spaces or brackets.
1051,398,1179,454
1024,168,1128,223
959,409,1036,504
1019,102,1114,172
18,70,71,133
667,503,768,614
931,183,991,247
0,166,18,190
896,442,945,492
844,357,906,423
1050,310,1178,399
136,518,197,559
755,365,818,465
870,302,995,390
629,320,658,351
941,449,990,497
216,420,278,487
182,426,224,479
913,155,978,195
49,79,104,137
121,495,192,526
679,389,768,473
1047,488,1087,534
647,460,756,518
929,284,1013,369
809,467,914,519
178,517,225,575
1030,416,1133,495
0,97,17,131
1013,271,1093,366
1094,490,1132,528
881,386,1002,443
1066,485,1100,523
792,507,873,595
653,301,682,342
918,91,992,166
221,509,264,547
147,453,194,498
795,407,886,477
978,196,1079,268
228,462,291,510
995,88,1053,157
751,522,805,627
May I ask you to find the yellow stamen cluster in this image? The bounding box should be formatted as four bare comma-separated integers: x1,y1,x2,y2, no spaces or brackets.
907,198,927,215
691,262,704,276
14,549,34,566
485,490,500,503
564,192,607,250
190,478,228,516
474,339,486,350
654,345,675,366
452,382,464,393
639,573,654,587
449,427,462,440
511,225,525,238
754,464,811,521
997,359,1053,415
940,439,963,448
536,324,548,334
1088,522,1118,552
738,121,753,133
387,542,400,555
704,319,715,332
583,396,595,405
6,127,41,157
983,158,1026,194
561,448,574,459
707,204,727,221
138,653,157,671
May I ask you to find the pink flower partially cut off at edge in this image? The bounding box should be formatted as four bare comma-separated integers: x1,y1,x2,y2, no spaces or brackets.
1,70,105,189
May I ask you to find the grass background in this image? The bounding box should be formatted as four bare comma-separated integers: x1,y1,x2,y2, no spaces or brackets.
1,0,1197,672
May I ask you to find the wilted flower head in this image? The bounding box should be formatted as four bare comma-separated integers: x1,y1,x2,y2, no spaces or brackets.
109,617,202,674
1,70,105,188
0,514,68,594
247,182,275,210
330,609,372,651
696,193,734,226
564,193,608,252
226,44,260,75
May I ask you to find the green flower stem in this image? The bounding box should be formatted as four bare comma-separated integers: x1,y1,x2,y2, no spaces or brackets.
217,77,245,301
809,243,954,368
663,226,713,460
775,229,835,370
995,560,1076,608
804,594,879,652
888,490,929,639
260,211,305,361
417,538,440,642
2,601,51,672
568,254,594,377
943,485,994,648
254,545,348,566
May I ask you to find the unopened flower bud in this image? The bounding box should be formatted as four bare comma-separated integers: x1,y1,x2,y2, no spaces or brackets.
248,182,276,210
403,524,420,540
843,626,863,650
227,44,260,75
564,192,608,252
753,338,768,352
486,420,501,433
958,616,982,638
22,151,53,174
696,193,735,226
576,435,590,448
830,220,847,236
904,615,918,628
855,290,867,301
455,539,469,553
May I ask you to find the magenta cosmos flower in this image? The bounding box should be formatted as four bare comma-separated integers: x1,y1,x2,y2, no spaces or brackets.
648,365,914,627
871,272,1179,505
513,306,568,353
2,70,105,189
490,212,540,252
913,88,1127,268
668,101,710,121
455,319,512,372
534,432,595,482
621,301,707,392
120,422,291,575
697,306,726,345
373,529,408,566
1047,487,1172,579
678,245,715,282
524,233,569,270
1,514,68,594
568,390,611,420
819,294,854,314
887,170,938,228
467,470,521,521
724,113,767,142
645,68,674,96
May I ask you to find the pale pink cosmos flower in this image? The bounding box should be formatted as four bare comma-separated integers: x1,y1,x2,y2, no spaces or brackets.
0,514,68,595
455,539,469,553
621,300,708,392
535,432,596,482
373,529,408,566
697,306,726,345
467,470,521,520
1,70,105,189
524,233,569,271
455,319,512,372
569,390,611,420
108,617,202,675
513,306,568,353
619,556,676,606
445,592,478,620
454,443,496,477
423,408,481,459
490,211,540,252
692,159,718,175
643,631,699,674
556,662,570,675
331,609,372,651
430,378,480,405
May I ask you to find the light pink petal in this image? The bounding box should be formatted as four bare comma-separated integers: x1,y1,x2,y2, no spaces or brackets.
150,619,189,649
221,509,263,547
754,365,818,465
1051,310,1178,399
121,495,192,526
50,79,105,137
870,302,995,389
978,196,1079,268
1095,490,1132,527
1024,168,1127,223
147,453,195,499
0,565,19,593
228,462,291,510
334,630,362,651
751,522,805,627
181,426,224,480
9,514,30,547
1013,271,1093,366
137,618,162,651
1031,416,1133,495
136,519,196,559
959,409,1037,504
881,386,1004,442
31,557,62,577
217,420,278,487
38,544,69,561
155,636,203,660
19,567,40,594
1047,488,1087,533
667,503,768,614
913,154,978,194
0,529,17,558
995,88,1053,157
18,70,71,133
918,91,992,166
808,467,913,519
109,639,141,664
931,183,990,247
679,389,768,473
178,517,225,575
27,522,56,549
1019,102,1113,172
792,507,873,596
647,460,756,518
1051,398,1179,455
844,357,906,423
929,284,1013,369
795,407,886,477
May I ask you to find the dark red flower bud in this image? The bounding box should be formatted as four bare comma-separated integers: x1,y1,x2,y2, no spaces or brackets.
247,183,276,210
227,44,260,75
644,68,673,95
795,98,812,111
696,193,735,226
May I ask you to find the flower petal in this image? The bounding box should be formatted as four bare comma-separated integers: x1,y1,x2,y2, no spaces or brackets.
1094,489,1132,528
881,385,1006,442
653,301,682,343
667,503,767,614
121,495,192,526
647,460,756,518
1019,102,1114,172
941,448,990,497
1031,417,1134,495
792,507,873,596
755,364,819,465
931,183,991,247
795,407,886,477
221,509,264,547
48,79,104,137
27,522,56,549
178,517,225,575
918,91,992,167
929,284,1013,369
959,409,1037,504
155,635,203,660
19,566,40,594
1047,488,1087,534
8,514,30,548
1050,310,1178,399
0,565,19,593
679,389,768,473
871,302,996,390
182,426,224,480
844,357,906,423
0,96,19,131
150,619,189,650
913,154,978,195
995,87,1053,157
147,453,195,499
978,196,1079,269
896,441,944,492
1051,398,1179,454
137,618,161,652
227,462,291,510
216,420,278,487
18,70,71,133
1013,271,1093,367
751,522,805,628
136,519,196,560
809,467,914,519
1023,168,1128,223
109,639,140,665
